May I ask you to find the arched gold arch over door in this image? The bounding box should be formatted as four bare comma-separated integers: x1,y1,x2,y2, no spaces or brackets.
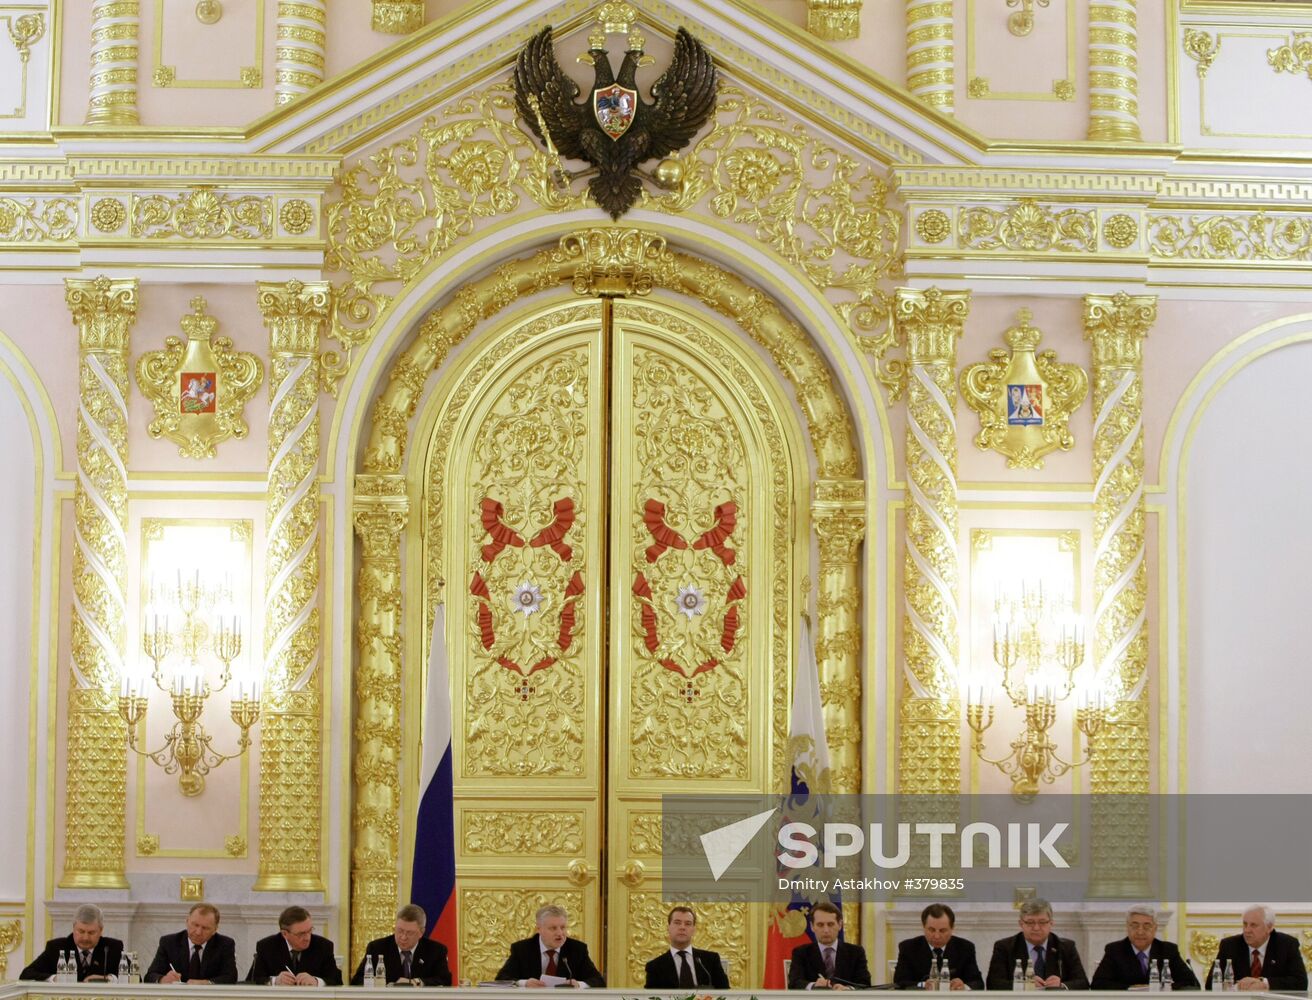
420,295,804,986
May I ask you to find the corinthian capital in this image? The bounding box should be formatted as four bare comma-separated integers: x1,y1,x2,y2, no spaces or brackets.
353,475,410,557
66,276,138,353
257,279,332,356
896,286,971,366
1083,292,1157,370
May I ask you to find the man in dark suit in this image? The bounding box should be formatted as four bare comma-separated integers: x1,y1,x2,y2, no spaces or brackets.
144,902,239,984
644,905,730,989
787,902,872,990
1204,905,1308,991
986,898,1088,990
1092,905,1199,990
893,903,985,990
351,904,451,987
21,904,124,982
245,905,342,986
496,904,604,987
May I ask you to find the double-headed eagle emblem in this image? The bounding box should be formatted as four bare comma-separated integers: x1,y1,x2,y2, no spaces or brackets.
513,3,718,219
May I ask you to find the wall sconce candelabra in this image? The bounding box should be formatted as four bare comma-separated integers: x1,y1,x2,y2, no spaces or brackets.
1006,0,1049,36
965,581,1107,797
120,571,259,796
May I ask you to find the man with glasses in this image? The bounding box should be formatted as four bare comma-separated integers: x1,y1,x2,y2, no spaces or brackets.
245,906,341,986
986,898,1088,990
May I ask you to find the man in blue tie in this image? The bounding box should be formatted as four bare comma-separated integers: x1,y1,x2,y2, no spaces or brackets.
985,899,1088,989
1091,905,1200,990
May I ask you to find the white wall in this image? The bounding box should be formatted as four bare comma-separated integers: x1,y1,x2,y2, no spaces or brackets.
1186,338,1312,793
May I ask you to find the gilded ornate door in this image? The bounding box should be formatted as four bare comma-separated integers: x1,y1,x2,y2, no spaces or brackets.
430,298,799,987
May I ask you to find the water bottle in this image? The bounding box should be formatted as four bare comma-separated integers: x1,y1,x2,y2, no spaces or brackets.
130,952,141,984
57,951,69,983
1149,960,1161,992
1223,960,1235,992
941,958,951,989
119,952,130,981
1162,960,1173,992
363,955,376,989
1211,960,1222,992
1013,958,1026,992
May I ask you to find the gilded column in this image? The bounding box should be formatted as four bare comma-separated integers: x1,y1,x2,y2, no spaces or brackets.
371,0,424,33
62,276,138,888
86,0,140,125
349,474,409,967
255,280,331,891
808,0,861,41
906,1,954,113
896,287,969,796
1083,292,1155,895
1088,0,1141,140
275,0,327,106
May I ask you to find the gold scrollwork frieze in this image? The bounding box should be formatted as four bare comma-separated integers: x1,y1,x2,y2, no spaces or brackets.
1268,32,1312,82
1148,211,1312,262
131,186,273,240
0,196,77,242
958,198,1095,253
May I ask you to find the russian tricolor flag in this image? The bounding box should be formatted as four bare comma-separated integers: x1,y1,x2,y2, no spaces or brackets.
410,605,459,976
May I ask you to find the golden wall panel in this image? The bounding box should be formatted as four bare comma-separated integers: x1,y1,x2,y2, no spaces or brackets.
459,888,586,985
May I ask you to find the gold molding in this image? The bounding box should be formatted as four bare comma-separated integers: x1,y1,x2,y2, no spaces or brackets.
135,297,264,459
130,186,273,240
966,0,1076,102
86,0,140,126
807,0,860,41
371,0,423,34
0,10,45,119
151,0,264,90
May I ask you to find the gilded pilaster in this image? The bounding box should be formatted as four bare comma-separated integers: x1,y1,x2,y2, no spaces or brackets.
808,0,861,41
350,474,409,967
1083,292,1155,894
906,1,954,113
895,288,969,796
1088,0,1141,141
255,279,330,891
86,0,140,125
275,1,326,105
62,276,138,888
371,0,423,33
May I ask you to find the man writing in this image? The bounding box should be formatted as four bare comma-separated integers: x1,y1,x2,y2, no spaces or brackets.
1091,905,1199,990
351,904,452,987
20,904,124,982
496,904,604,988
893,903,985,990
144,902,238,984
1204,905,1307,992
246,905,341,986
644,905,730,989
986,898,1088,990
787,902,871,991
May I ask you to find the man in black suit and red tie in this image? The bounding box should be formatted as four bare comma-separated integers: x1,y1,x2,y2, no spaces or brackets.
787,902,872,990
893,903,985,990
144,902,238,983
351,904,451,986
20,904,124,982
496,904,604,988
1204,905,1308,991
986,898,1088,990
644,905,731,989
245,905,342,986
1091,905,1199,990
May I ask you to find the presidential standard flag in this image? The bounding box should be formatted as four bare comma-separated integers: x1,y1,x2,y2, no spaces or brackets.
410,604,459,976
763,616,836,988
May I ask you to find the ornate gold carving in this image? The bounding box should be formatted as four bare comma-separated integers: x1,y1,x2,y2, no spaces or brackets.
896,287,968,798
256,280,329,892
91,197,127,233
137,833,159,855
87,0,140,126
180,876,204,900
1054,79,1075,100
325,85,900,383
1084,292,1154,895
240,66,262,88
1183,29,1220,78
153,65,176,87
557,228,674,297
275,0,326,105
464,811,584,854
807,0,861,41
915,209,950,244
1148,212,1312,262
0,197,77,242
1189,932,1220,968
6,12,45,61
628,812,663,856
196,0,223,24
279,199,314,235
135,297,264,459
1006,0,1050,37
131,187,274,240
62,277,137,890
351,472,408,967
0,917,22,980
1103,213,1138,249
460,889,584,985
372,0,423,33
224,834,246,856
1087,1,1140,141
959,309,1089,469
906,1,954,112
959,199,1096,253
1268,32,1312,81
968,77,990,99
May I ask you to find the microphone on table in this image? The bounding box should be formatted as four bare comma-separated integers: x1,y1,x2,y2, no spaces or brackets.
696,955,714,987
557,955,575,987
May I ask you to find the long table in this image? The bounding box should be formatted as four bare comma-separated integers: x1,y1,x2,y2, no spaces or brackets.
2,987,1305,999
